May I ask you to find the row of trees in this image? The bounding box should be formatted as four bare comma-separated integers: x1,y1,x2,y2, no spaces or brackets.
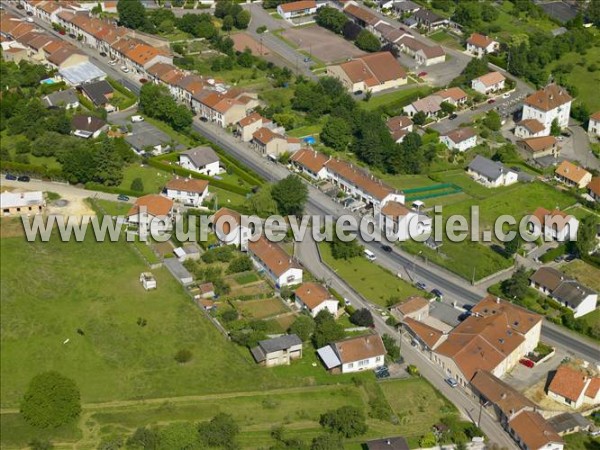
245,175,308,217
139,83,193,131
315,7,381,53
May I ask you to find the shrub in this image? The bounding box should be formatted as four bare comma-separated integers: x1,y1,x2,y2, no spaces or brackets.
174,349,193,363
130,177,144,192
221,309,239,322
349,308,374,327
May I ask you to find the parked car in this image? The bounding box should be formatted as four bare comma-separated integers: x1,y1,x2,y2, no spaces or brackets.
449,113,458,120
130,115,144,123
519,358,534,368
554,255,564,263
200,116,208,122
381,244,392,253
99,52,107,57
487,99,496,104
344,298,351,306
117,194,129,201
303,57,311,63
59,30,65,35
463,304,474,311
120,66,129,73
431,288,443,299
68,33,76,39
139,78,148,84
418,71,427,77
17,175,30,182
502,93,511,99
416,282,426,290
5,173,17,180
108,60,117,66
445,377,458,388
26,17,34,22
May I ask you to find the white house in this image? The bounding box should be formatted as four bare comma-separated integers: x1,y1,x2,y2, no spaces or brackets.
515,119,547,139
164,177,209,208
386,115,413,143
588,111,600,137
471,72,506,95
71,114,107,139
277,0,319,19
179,146,221,176
317,333,386,374
290,148,330,180
547,365,600,409
378,201,431,241
521,84,572,136
42,88,80,109
440,127,477,152
466,33,499,57
250,334,303,367
248,237,303,287
467,155,518,188
530,267,598,318
529,207,579,242
0,191,45,216
212,207,251,250
127,195,174,232
236,112,272,142
294,282,339,318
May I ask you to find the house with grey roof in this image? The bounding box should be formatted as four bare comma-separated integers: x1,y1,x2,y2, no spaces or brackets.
394,0,420,15
530,267,598,318
547,413,591,436
81,80,114,108
42,89,79,110
179,146,222,176
467,155,518,188
250,334,303,367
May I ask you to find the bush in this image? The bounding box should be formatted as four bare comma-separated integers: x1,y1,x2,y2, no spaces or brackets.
349,308,374,327
256,25,267,34
319,406,367,438
174,349,193,363
227,255,253,274
539,244,567,263
221,309,239,322
21,371,81,428
130,177,144,192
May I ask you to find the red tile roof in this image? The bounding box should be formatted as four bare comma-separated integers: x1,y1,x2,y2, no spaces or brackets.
467,33,495,49
508,411,563,450
474,71,505,87
279,0,316,13
555,160,590,185
333,333,386,363
524,84,572,112
165,177,209,193
127,194,173,217
290,148,330,173
588,177,600,197
518,119,546,134
548,365,591,402
324,159,398,201
295,282,333,310
248,236,301,277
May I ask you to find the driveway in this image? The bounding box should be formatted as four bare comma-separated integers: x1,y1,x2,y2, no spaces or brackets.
561,124,599,170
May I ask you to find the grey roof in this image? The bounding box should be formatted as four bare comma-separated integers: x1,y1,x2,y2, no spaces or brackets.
43,89,79,108
71,115,106,133
551,27,568,37
429,302,460,327
250,345,266,363
317,345,342,369
81,80,113,106
258,334,302,353
468,155,514,182
163,258,193,285
413,8,444,24
552,280,596,308
394,0,420,13
547,413,591,433
403,17,418,27
59,61,106,86
366,437,409,450
181,147,220,168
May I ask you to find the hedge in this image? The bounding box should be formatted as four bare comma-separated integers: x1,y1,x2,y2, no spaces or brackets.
208,144,264,187
84,182,141,197
107,77,136,99
539,244,567,263
146,157,251,195
0,160,63,179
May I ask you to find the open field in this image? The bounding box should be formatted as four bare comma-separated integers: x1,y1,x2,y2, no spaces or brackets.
280,25,365,64
562,260,600,292
119,164,171,195
235,297,289,320
319,243,423,305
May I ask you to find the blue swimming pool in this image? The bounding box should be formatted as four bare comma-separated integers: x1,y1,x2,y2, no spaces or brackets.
40,78,58,85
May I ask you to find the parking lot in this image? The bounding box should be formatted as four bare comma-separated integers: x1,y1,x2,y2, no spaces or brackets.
281,25,365,64
110,112,184,154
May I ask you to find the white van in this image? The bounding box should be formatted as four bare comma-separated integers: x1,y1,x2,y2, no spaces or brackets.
364,249,376,261
130,115,144,123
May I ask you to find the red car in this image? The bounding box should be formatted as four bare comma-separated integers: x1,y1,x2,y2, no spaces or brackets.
418,71,428,77
488,99,496,104
519,358,534,368
139,78,148,84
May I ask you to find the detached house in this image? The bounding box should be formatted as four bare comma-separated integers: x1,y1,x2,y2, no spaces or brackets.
1,191,45,216
466,33,498,57
343,4,384,31
522,84,572,136
390,296,430,322
127,195,174,232
517,136,560,160
80,79,114,108
248,237,303,287
386,115,413,143
440,127,477,152
547,365,600,409
467,155,518,188
42,88,79,109
397,37,445,66
326,52,407,94
471,72,506,95
588,177,600,202
71,114,107,139
378,201,432,241
212,207,251,250
290,148,330,180
528,207,579,242
236,112,272,142
277,0,320,19
164,177,209,208
179,147,221,176
515,119,547,139
554,160,592,189
251,334,303,367
412,9,447,31
530,267,597,318
317,333,386,374
588,111,600,137
294,282,339,318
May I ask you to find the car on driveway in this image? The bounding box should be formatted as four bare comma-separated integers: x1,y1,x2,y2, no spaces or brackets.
117,194,129,201
431,288,443,299
449,113,458,120
130,115,144,123
5,173,17,180
354,90,363,96
99,52,107,57
519,358,534,368
17,175,30,182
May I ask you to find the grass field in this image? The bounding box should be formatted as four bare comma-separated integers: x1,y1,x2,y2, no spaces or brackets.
360,87,433,112
319,243,423,305
119,164,170,195
235,297,289,320
563,431,600,450
234,272,260,285
562,260,600,291
94,199,133,216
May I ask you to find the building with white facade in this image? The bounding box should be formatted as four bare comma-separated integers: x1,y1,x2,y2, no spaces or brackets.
547,365,600,409
521,84,572,136
317,333,386,374
528,207,579,242
471,71,506,95
588,111,600,137
440,127,477,152
212,207,251,250
555,160,592,189
294,283,339,318
179,147,221,176
277,0,320,19
290,148,331,180
248,237,303,287
378,201,431,241
467,155,518,188
466,33,499,57
126,194,174,232
164,177,209,208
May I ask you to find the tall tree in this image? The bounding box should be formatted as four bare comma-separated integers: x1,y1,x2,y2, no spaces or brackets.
198,413,240,448
319,406,368,438
271,175,308,216
550,118,561,136
289,315,316,341
117,0,147,30
320,117,352,151
355,29,381,52
575,215,597,256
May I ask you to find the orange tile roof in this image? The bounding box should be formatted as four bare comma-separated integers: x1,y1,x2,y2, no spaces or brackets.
443,127,476,144
324,159,398,201
381,201,411,218
248,236,301,277
238,112,268,127
394,296,429,315
333,333,386,363
295,282,333,310
358,52,407,83
588,177,600,197
585,377,600,399
438,87,468,102
126,43,161,66
590,111,600,121
386,115,412,132
470,370,535,417
403,317,443,349
555,160,590,184
531,207,572,231
474,71,505,87
252,127,284,145
127,194,173,217
518,119,546,134
519,136,557,153
212,207,242,236
524,84,572,112
548,365,591,402
279,0,316,13
345,4,380,25
508,411,562,450
467,32,495,49
291,148,330,173
213,97,243,114
165,177,208,193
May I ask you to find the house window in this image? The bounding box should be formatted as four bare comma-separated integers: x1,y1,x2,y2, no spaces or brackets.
347,363,353,369
358,359,369,367
375,356,381,362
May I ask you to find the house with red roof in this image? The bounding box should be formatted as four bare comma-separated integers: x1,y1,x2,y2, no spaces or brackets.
127,194,174,232
471,71,506,95
521,84,572,136
290,148,331,180
378,200,431,241
528,207,579,242
294,282,339,318
277,0,321,20
236,112,273,142
248,237,303,287
163,176,209,208
466,33,498,58
547,365,600,409
588,111,600,137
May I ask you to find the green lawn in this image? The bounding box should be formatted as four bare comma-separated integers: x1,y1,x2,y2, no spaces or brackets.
288,123,323,138
563,431,600,450
379,174,439,191
562,260,600,292
428,30,461,49
259,87,295,110
319,243,424,306
119,164,171,195
360,87,433,112
234,272,260,285
143,116,194,148
95,199,133,216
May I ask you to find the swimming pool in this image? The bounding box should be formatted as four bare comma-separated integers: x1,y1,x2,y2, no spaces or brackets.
40,78,58,85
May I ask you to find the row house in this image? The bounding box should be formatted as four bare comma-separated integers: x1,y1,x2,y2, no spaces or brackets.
175,74,208,107
248,236,303,288
378,201,432,241
343,4,384,32
236,112,273,142
397,36,445,67
193,90,259,128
